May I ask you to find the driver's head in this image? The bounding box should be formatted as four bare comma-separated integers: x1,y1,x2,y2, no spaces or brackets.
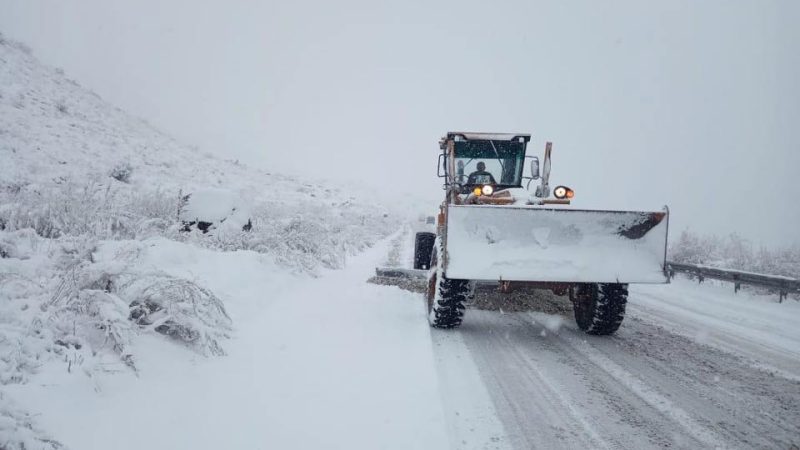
477,162,486,171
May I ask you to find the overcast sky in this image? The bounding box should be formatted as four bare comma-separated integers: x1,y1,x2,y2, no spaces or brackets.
1,0,798,247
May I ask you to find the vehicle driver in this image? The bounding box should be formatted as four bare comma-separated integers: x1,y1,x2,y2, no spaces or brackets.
467,161,496,185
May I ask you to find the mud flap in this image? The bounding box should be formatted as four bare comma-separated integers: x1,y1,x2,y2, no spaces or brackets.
445,205,669,283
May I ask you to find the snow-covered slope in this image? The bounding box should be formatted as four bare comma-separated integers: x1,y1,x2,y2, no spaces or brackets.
1,32,279,194
0,34,408,449
0,31,399,264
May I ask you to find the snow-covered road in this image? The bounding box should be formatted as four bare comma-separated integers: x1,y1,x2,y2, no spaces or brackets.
440,303,800,449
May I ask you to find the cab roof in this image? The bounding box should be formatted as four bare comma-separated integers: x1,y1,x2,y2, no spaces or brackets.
446,132,531,142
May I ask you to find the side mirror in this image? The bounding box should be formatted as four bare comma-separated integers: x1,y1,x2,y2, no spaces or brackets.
437,154,446,177
530,157,540,180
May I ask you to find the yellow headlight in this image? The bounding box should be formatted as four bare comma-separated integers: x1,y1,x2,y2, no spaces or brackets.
481,185,494,196
473,187,482,196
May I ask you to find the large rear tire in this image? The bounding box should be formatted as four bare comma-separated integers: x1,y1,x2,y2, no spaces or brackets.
413,232,436,270
426,239,469,328
571,283,628,335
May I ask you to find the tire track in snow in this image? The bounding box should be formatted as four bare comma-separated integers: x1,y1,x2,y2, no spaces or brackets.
531,312,800,449
584,314,800,449
628,293,800,381
448,307,800,449
454,312,660,449
430,330,513,450
541,319,725,448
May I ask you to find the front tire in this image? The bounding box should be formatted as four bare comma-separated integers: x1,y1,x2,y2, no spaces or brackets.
426,239,469,328
571,283,628,335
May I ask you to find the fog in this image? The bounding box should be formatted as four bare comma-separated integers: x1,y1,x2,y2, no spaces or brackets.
2,0,798,246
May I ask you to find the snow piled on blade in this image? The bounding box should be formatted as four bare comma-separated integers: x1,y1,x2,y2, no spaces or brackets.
446,205,669,283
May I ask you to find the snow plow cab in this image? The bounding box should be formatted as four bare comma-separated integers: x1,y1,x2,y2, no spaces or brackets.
421,132,669,334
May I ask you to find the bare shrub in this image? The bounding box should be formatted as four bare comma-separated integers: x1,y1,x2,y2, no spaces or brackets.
1,178,395,274
55,100,68,114
109,162,133,183
121,274,232,356
0,180,177,239
48,289,136,370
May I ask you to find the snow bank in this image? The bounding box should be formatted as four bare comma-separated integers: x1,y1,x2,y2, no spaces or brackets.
3,230,455,450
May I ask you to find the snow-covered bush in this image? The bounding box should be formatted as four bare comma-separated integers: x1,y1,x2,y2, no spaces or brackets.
47,240,232,359
47,288,136,370
109,161,133,183
0,178,396,382
0,180,178,239
191,200,391,275
670,229,800,278
1,178,396,276
123,274,232,356
0,231,235,387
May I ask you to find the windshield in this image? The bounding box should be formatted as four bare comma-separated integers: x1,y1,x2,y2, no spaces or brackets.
452,140,526,189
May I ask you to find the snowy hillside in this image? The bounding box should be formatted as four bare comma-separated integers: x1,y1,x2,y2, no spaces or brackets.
2,32,283,193
0,34,403,449
0,31,403,266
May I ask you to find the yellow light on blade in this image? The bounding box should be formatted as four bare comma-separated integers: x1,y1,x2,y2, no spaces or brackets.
473,187,482,196
481,185,494,196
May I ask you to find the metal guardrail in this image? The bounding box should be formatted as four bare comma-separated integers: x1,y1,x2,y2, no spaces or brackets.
377,265,800,303
666,261,800,302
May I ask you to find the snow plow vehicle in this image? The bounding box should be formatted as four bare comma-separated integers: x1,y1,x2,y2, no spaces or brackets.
418,132,669,335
